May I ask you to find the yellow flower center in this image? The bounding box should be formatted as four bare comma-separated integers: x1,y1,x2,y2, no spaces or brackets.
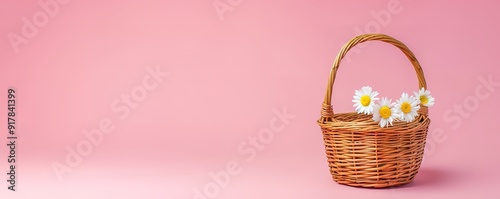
420,95,428,105
360,95,371,106
379,106,392,119
401,102,412,114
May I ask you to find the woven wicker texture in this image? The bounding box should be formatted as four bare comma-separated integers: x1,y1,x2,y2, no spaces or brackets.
317,34,430,188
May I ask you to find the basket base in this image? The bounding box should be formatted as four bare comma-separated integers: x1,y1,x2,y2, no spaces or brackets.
330,169,419,188
332,175,416,188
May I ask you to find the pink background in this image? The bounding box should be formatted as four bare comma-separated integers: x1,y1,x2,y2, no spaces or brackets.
1,0,500,198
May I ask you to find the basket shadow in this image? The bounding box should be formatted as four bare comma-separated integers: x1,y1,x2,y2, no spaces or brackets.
394,167,457,189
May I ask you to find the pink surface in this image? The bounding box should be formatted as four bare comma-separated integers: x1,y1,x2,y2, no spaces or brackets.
1,0,500,198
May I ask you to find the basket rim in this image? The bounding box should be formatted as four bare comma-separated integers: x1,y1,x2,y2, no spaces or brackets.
317,111,431,133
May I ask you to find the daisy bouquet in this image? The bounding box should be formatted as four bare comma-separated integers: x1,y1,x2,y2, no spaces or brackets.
352,86,435,128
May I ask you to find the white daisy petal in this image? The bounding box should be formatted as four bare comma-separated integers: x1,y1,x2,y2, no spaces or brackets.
352,86,380,115
414,88,435,107
394,92,421,123
372,97,398,128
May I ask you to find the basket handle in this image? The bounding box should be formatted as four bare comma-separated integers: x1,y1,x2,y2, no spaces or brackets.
320,34,427,123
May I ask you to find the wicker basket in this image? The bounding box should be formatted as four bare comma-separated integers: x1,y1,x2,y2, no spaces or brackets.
317,34,430,188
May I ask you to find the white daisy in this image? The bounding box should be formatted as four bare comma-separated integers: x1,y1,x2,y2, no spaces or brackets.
394,93,421,122
373,97,399,128
352,86,379,114
414,88,435,107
